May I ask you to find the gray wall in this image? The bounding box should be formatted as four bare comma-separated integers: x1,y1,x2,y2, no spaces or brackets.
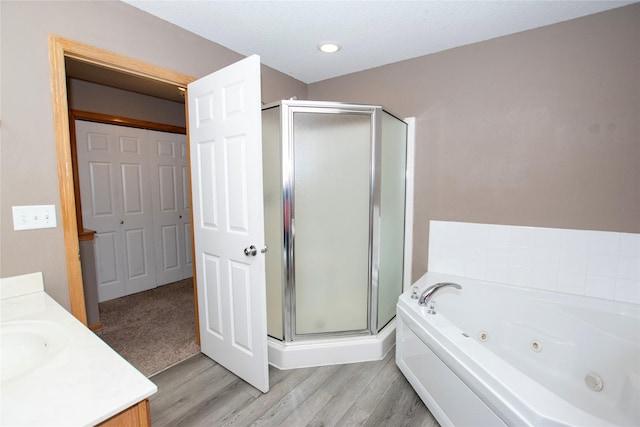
68,79,187,127
308,4,640,281
0,1,307,308
2,0,637,309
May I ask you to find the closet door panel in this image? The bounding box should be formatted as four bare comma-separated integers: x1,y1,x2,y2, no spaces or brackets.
121,163,144,214
117,131,158,295
94,231,124,301
161,224,180,271
184,221,193,273
159,165,178,212
124,228,149,278
76,121,125,301
149,130,191,285
89,162,115,216
157,165,181,275
76,120,157,301
181,145,193,276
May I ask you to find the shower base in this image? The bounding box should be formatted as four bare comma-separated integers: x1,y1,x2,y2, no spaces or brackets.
267,319,396,370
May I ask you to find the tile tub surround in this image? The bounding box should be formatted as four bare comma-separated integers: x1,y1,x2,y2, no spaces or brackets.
1,273,157,426
428,221,640,304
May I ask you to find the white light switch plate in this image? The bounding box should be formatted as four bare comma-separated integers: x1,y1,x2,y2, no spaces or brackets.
12,205,57,231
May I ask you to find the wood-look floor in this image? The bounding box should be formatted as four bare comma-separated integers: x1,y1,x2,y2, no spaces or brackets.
149,350,439,427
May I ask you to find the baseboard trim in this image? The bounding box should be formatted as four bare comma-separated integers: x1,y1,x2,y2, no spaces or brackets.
268,319,396,370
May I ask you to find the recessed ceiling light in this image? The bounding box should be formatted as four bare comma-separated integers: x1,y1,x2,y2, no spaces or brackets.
318,43,341,54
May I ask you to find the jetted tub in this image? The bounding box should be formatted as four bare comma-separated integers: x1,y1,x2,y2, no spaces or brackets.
396,272,640,427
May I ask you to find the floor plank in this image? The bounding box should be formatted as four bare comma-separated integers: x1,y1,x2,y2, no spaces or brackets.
364,372,436,427
151,361,242,426
304,362,362,427
343,352,403,420
149,351,439,427
221,366,322,426
249,365,341,426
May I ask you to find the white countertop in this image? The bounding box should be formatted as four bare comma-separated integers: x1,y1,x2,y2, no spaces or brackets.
1,273,157,426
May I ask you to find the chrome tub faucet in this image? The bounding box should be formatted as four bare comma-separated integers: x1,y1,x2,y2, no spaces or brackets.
418,282,462,306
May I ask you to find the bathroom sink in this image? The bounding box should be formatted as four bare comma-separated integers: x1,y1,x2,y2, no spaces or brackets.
0,321,65,382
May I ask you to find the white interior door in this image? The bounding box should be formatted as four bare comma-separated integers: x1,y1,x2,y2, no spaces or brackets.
148,130,192,285
188,55,269,393
76,121,157,301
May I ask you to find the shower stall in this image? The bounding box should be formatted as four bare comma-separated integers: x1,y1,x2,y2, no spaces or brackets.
261,100,408,368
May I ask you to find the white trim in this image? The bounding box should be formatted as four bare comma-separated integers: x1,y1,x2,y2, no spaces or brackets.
403,117,416,291
268,319,396,369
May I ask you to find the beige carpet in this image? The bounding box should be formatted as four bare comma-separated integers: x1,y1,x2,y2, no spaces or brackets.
94,278,200,377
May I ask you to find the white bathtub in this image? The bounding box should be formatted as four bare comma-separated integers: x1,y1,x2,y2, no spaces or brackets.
396,272,640,427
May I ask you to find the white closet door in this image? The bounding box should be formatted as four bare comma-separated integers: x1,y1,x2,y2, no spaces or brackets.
148,130,192,285
76,120,158,301
181,139,194,278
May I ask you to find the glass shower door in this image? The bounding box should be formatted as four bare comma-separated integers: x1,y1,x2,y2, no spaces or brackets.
291,110,372,336
377,111,408,331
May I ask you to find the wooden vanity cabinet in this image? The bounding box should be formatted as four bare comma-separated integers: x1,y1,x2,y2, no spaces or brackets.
97,399,150,427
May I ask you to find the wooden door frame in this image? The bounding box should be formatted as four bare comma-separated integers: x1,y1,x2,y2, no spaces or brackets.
49,35,198,341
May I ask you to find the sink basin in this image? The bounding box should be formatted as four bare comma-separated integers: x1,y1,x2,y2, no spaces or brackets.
0,321,66,382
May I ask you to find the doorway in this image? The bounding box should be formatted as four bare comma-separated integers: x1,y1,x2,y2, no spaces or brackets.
49,36,200,343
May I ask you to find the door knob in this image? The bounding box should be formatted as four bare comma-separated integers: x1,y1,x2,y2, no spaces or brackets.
243,245,257,257
260,245,268,254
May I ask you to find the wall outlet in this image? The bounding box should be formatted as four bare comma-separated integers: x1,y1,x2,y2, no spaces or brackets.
12,205,57,231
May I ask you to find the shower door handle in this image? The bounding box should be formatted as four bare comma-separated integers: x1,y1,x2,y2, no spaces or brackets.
243,245,258,257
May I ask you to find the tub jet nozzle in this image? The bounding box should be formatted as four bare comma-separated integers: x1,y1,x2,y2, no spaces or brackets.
585,372,604,392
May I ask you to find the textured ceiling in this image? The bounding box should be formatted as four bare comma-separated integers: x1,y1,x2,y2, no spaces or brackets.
123,0,634,84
